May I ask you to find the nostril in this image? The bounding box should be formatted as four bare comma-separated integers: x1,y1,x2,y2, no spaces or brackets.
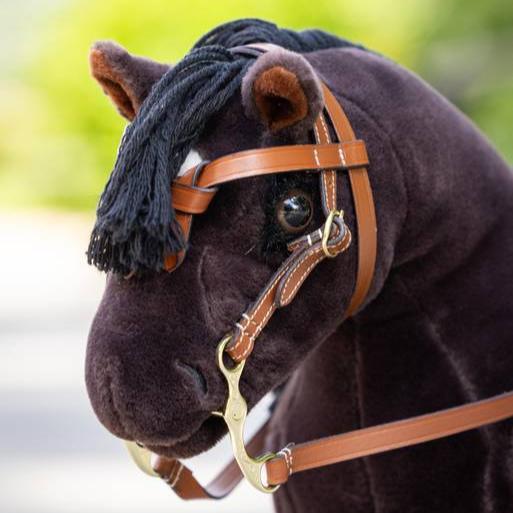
176,361,208,396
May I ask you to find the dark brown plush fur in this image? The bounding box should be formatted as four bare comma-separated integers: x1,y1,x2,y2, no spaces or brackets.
86,44,513,513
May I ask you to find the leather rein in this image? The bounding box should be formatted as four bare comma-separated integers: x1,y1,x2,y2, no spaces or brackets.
124,47,513,500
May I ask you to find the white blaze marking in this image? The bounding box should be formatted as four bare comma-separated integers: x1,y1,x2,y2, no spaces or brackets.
177,149,202,177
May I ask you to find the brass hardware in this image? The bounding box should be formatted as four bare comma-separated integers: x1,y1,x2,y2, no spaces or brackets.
214,335,280,494
125,441,159,477
321,209,344,258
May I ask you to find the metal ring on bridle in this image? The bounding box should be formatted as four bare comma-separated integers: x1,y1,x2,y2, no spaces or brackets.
125,441,159,477
321,209,345,258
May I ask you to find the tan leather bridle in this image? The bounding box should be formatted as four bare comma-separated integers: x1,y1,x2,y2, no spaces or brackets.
124,45,513,500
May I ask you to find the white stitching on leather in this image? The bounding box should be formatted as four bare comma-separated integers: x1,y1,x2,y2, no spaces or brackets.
312,121,321,167
284,446,293,475
318,115,336,208
230,333,249,359
236,246,320,359
239,296,277,359
203,143,360,187
281,232,351,305
230,266,289,358
169,462,184,488
330,169,336,209
313,123,321,142
319,113,330,141
314,123,330,209
277,444,295,476
281,249,320,305
233,226,351,359
338,147,347,167
313,147,320,167
316,116,337,210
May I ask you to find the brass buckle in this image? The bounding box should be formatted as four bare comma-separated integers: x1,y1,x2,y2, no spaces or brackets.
213,335,280,494
125,441,159,477
321,209,344,258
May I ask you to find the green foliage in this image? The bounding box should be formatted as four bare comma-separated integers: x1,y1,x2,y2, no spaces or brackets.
0,0,511,210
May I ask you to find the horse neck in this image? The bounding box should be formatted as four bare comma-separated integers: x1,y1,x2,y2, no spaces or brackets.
352,107,513,420
296,46,513,418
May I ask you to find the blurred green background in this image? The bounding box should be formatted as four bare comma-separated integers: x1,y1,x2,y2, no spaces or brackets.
1,0,512,211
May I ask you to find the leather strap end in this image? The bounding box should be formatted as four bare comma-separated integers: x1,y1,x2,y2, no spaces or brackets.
276,226,351,308
275,244,325,308
164,249,185,272
266,456,290,486
153,457,212,500
226,330,255,363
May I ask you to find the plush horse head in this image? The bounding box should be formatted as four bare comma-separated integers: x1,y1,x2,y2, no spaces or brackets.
86,20,513,513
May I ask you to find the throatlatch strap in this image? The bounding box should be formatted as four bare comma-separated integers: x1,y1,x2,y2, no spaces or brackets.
320,84,377,316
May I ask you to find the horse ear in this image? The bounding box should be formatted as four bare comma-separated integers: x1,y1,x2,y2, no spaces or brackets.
241,48,324,135
89,41,170,120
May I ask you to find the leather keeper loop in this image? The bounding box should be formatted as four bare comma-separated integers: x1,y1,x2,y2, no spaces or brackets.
171,182,218,214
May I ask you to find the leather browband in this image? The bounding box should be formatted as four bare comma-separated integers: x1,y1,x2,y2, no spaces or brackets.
176,141,369,192
133,46,513,501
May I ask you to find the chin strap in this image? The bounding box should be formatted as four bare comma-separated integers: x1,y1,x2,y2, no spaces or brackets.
151,391,513,498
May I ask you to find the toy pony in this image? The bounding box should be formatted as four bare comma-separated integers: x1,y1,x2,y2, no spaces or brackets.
85,19,513,513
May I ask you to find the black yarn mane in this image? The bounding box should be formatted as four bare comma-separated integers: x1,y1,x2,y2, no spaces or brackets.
87,18,363,274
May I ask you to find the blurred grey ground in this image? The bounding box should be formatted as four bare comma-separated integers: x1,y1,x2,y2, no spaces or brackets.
0,211,272,513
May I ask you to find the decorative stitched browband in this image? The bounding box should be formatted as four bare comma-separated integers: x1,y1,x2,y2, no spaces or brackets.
124,45,513,500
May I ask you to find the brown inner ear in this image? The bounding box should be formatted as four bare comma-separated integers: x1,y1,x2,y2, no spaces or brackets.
90,49,137,120
96,76,136,120
253,66,309,132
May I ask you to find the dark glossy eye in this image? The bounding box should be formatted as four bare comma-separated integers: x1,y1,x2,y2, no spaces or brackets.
276,189,313,233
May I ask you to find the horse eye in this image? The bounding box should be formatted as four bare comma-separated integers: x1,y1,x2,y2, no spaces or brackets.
276,189,313,233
